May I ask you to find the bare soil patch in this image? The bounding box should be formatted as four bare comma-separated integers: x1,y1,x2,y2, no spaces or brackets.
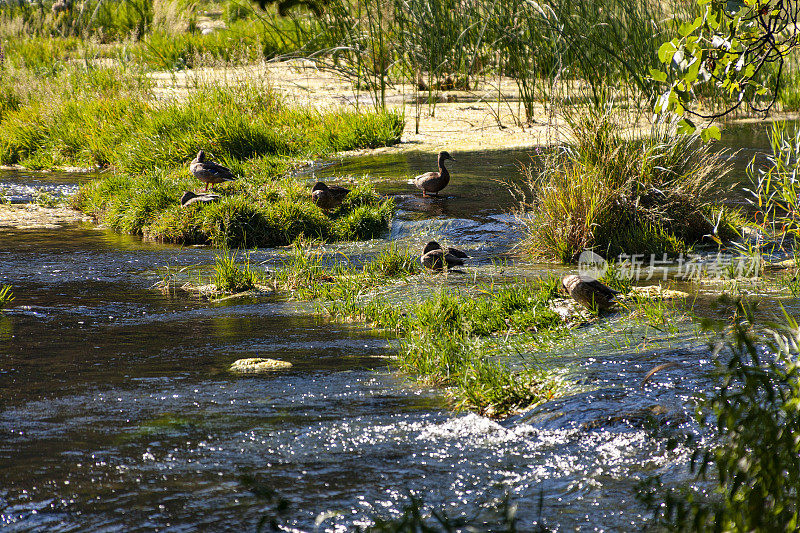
149,60,606,153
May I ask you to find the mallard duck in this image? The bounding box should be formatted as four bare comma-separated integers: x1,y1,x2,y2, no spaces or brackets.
561,274,620,313
311,182,350,210
420,241,468,270
190,150,236,192
413,151,455,198
180,190,220,208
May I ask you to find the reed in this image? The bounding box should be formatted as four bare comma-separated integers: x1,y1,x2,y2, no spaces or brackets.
747,121,800,242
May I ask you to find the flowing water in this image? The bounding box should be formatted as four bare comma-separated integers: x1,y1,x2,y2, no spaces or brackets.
0,128,794,531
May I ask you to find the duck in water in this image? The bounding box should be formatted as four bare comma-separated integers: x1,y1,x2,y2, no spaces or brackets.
190,150,236,192
561,274,620,313
413,151,455,198
311,182,350,211
420,241,468,270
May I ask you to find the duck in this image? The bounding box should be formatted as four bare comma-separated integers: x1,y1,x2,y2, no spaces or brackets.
420,241,468,270
413,151,455,198
190,150,236,192
561,274,620,313
311,181,350,210
180,190,220,208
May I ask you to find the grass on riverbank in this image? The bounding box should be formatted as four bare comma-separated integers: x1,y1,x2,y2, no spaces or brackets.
275,243,566,416
514,116,742,263
0,63,403,247
0,68,404,170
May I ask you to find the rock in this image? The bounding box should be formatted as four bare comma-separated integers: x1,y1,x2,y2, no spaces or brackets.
229,358,292,373
764,258,798,271
624,285,690,301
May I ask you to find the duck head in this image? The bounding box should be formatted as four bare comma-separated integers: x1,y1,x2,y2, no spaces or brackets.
438,151,455,163
422,241,443,255
196,150,206,162
311,182,329,193
180,191,198,205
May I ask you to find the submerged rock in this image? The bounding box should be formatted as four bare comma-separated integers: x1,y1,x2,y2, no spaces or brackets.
624,285,689,300
229,357,292,373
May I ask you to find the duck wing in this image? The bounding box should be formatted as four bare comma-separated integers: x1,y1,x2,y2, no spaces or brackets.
443,252,465,267
192,159,235,180
413,171,440,188
446,247,468,259
328,185,350,199
585,279,620,298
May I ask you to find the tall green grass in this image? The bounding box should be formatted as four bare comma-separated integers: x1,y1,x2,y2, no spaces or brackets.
0,69,403,170
747,121,800,244
0,0,715,121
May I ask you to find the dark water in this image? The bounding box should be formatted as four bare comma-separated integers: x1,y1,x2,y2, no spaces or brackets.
0,138,790,531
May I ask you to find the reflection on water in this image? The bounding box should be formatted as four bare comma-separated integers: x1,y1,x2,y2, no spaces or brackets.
0,136,790,531
0,168,96,204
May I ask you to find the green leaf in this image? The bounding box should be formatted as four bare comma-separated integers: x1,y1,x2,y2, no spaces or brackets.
677,118,696,135
649,68,668,83
685,58,701,83
700,125,721,142
658,41,677,64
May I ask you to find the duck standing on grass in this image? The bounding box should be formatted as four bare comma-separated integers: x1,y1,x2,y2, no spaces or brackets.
420,241,468,270
190,150,236,192
561,274,620,313
311,182,350,211
413,151,455,198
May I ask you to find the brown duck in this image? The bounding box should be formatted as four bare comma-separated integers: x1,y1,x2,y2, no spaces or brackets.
420,241,468,270
413,151,455,198
190,150,236,192
561,274,620,313
311,182,350,210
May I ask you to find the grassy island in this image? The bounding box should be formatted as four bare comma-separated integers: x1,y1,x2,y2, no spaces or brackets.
0,64,403,246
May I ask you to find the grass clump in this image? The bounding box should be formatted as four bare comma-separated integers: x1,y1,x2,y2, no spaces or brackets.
515,116,740,263
274,242,420,301
0,72,404,171
21,65,405,248
74,173,393,247
212,249,264,292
